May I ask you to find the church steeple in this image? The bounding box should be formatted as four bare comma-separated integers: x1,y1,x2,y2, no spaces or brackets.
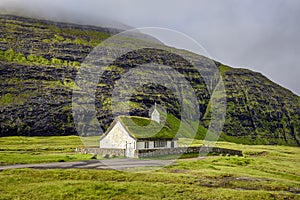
151,103,160,123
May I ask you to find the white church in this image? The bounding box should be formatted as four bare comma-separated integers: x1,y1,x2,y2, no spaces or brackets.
99,103,178,158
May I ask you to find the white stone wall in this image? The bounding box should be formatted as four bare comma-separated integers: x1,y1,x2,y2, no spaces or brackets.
167,141,171,148
136,141,155,149
149,141,154,149
137,140,179,149
173,140,178,148
166,140,178,148
100,121,136,149
136,141,144,149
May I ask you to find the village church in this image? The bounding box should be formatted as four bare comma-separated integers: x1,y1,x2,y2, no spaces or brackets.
99,104,178,158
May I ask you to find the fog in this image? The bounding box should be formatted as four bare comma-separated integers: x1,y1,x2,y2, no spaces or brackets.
0,0,299,95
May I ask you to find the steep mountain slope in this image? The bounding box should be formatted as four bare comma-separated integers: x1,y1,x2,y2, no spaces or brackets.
0,15,299,146
220,67,300,145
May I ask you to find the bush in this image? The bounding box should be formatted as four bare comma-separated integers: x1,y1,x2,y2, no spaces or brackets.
54,34,64,42
13,52,27,63
0,93,13,106
51,58,63,66
4,49,16,62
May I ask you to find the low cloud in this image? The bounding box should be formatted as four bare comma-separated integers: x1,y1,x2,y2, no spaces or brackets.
0,0,299,95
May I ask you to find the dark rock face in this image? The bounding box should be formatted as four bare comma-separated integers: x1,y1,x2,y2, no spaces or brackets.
0,15,299,146
0,62,76,136
222,68,300,146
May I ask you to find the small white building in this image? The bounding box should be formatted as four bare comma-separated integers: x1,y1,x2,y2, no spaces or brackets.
151,102,160,123
99,105,178,158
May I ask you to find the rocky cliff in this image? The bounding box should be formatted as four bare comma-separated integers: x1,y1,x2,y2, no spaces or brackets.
0,15,299,146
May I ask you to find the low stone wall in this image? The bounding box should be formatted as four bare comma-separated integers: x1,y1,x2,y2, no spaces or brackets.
77,147,125,157
76,146,243,158
137,146,243,158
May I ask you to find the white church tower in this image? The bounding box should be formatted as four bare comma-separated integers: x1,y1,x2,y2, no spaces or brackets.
151,103,160,123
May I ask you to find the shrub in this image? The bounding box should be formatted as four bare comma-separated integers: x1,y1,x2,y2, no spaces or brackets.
51,58,63,66
13,52,27,63
4,49,16,62
0,93,13,106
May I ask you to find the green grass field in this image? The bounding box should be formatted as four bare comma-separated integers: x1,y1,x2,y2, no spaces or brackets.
0,136,299,199
0,136,92,165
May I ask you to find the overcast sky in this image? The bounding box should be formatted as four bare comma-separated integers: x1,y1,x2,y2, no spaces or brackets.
1,0,299,95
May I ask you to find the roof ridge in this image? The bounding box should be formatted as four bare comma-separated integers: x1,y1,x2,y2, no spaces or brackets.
101,115,177,140
122,116,151,119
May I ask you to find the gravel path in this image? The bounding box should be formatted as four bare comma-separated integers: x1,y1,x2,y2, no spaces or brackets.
0,159,175,170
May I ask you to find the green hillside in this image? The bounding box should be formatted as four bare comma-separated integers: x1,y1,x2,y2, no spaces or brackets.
0,14,299,146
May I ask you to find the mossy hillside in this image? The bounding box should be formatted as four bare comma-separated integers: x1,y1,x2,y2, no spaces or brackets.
0,15,299,146
0,14,117,137
95,49,299,146
221,68,299,146
0,49,81,67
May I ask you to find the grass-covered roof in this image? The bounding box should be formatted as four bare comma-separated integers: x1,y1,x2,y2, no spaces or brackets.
118,116,176,140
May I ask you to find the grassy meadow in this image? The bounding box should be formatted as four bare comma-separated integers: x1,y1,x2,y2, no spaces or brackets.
0,136,299,199
0,136,92,165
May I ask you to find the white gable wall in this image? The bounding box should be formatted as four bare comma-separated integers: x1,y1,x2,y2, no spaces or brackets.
100,120,136,149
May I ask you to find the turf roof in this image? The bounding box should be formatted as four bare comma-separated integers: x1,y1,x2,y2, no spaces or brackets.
116,116,177,140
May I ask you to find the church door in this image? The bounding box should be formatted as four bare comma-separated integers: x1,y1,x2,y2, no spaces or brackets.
125,142,135,158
